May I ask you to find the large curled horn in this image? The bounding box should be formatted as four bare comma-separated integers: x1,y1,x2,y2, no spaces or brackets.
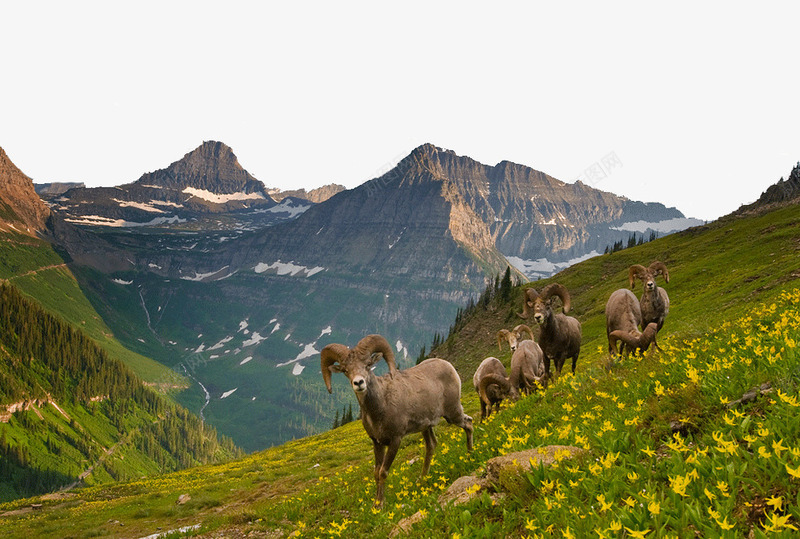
479,373,511,406
649,261,670,283
513,324,535,342
628,265,647,289
516,288,539,319
540,283,572,314
320,343,350,393
496,329,511,350
353,334,397,376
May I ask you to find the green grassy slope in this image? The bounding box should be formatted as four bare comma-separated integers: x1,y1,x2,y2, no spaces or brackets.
2,202,800,537
0,232,182,386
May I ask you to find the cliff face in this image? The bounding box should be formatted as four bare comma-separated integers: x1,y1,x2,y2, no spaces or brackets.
0,147,50,234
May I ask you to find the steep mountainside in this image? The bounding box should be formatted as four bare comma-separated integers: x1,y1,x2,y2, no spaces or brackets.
0,147,50,234
734,161,800,216
48,141,277,226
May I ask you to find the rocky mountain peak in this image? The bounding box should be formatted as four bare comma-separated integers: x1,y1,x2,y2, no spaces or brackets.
135,141,268,195
0,146,50,234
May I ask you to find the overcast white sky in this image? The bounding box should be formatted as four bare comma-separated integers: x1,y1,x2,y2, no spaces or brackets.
2,2,799,221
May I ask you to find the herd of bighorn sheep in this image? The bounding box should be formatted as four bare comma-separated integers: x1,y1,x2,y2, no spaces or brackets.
321,261,670,505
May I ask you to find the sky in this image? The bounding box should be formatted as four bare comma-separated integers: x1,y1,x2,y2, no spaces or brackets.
2,2,799,222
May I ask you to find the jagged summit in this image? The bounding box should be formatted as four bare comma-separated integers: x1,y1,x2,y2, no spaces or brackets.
135,141,267,195
0,146,50,234
46,141,279,227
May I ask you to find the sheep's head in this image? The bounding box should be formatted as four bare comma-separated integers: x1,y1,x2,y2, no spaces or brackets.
321,334,397,394
533,283,571,325
479,373,515,405
497,329,518,352
629,262,670,291
516,288,539,319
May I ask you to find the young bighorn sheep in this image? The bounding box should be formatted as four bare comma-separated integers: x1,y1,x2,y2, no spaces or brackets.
629,261,670,348
517,283,581,376
605,288,658,356
321,334,473,506
491,324,546,397
472,357,508,420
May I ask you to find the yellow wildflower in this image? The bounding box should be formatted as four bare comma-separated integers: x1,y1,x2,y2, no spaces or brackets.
786,463,800,478
766,495,783,512
624,527,651,539
648,500,660,515
716,516,735,531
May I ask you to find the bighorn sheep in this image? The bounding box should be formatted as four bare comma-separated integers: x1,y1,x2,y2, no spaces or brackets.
629,261,670,348
472,357,508,420
517,284,581,376
605,288,658,356
485,324,546,399
321,334,473,506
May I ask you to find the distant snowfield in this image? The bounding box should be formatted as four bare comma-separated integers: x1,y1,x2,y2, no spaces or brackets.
220,388,238,399
266,199,311,218
111,198,166,213
239,356,253,366
64,215,186,227
506,251,602,280
183,186,267,204
111,278,133,285
242,331,266,347
180,266,232,282
611,217,704,233
292,363,305,375
254,260,325,277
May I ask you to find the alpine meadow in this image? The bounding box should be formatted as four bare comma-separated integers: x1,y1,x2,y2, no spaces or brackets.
2,145,800,537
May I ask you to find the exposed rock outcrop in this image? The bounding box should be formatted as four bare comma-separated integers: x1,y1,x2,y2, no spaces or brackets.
0,147,51,234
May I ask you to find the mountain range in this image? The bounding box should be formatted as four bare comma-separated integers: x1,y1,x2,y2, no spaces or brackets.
2,141,702,451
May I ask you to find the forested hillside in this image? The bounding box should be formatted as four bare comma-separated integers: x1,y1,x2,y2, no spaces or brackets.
0,283,241,501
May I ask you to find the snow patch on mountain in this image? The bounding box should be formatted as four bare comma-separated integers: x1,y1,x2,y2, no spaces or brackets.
506,250,602,280
220,388,238,399
64,215,187,227
266,199,311,218
254,260,325,277
242,331,266,347
611,217,704,233
112,198,166,213
180,266,231,282
183,187,267,204
112,278,133,285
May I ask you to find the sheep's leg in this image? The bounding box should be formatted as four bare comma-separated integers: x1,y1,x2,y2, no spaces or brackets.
372,440,386,494
421,427,437,476
375,438,401,507
570,354,578,374
480,399,488,421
